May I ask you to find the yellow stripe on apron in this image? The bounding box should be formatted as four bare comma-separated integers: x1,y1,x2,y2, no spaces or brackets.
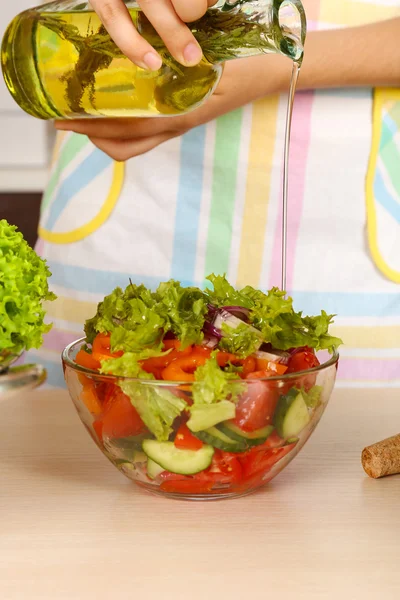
39,133,125,245
366,88,400,283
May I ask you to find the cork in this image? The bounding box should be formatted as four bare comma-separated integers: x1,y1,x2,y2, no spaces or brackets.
362,434,400,479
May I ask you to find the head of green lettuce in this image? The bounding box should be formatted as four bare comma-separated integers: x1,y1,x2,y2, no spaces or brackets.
0,220,56,364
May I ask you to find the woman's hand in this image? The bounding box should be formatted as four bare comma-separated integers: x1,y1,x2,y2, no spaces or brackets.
90,0,217,70
55,55,291,161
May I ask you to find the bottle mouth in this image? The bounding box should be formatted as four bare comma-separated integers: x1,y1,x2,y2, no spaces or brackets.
277,0,306,63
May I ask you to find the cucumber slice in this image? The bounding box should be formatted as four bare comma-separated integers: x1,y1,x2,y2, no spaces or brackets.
107,434,148,451
142,440,214,475
103,436,146,462
147,458,165,480
274,388,310,439
218,422,274,447
132,450,147,464
187,400,236,433
194,426,247,453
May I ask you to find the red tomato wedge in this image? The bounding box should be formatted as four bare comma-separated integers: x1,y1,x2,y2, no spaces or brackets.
160,479,214,495
234,379,280,432
94,387,145,441
287,350,320,373
287,350,320,391
93,420,103,443
211,450,243,485
239,439,298,480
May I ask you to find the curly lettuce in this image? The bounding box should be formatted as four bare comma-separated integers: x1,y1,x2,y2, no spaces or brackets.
0,220,56,362
84,273,341,364
206,275,342,353
192,352,245,405
120,381,188,441
218,322,262,357
85,278,208,353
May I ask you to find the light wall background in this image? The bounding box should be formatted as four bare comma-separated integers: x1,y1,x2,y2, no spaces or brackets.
0,0,54,192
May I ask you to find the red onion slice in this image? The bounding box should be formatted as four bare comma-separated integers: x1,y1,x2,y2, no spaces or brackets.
202,320,222,340
255,350,290,365
221,305,250,321
203,336,219,349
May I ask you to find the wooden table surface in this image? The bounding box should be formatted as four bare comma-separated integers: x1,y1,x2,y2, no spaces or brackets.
1,388,399,599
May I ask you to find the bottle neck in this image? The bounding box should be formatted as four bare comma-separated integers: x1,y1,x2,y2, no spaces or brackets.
201,0,305,64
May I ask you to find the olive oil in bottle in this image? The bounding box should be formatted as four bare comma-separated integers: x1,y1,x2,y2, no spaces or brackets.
1,0,305,119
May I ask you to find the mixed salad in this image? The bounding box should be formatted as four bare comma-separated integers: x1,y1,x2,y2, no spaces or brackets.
74,275,341,494
0,220,55,367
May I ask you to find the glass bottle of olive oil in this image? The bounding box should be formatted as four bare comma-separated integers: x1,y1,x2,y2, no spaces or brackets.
1,0,305,120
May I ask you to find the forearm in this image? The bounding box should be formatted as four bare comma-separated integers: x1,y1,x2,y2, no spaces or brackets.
299,18,400,90
237,17,400,100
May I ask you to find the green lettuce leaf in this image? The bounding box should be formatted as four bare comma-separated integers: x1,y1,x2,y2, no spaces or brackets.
0,220,56,361
84,284,160,346
192,352,245,405
256,309,342,353
100,346,187,441
84,279,208,352
154,280,207,348
219,322,262,357
120,381,187,441
109,302,165,352
205,273,253,308
206,276,342,353
84,274,342,358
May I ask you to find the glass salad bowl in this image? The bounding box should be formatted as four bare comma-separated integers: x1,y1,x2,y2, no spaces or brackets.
63,338,338,500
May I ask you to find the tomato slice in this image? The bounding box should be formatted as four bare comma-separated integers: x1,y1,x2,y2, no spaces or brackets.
261,431,286,449
93,420,104,442
160,479,214,494
174,423,203,450
287,350,320,391
234,380,280,432
95,388,145,442
159,459,241,493
239,440,297,480
287,350,320,373
154,449,244,495
211,450,243,485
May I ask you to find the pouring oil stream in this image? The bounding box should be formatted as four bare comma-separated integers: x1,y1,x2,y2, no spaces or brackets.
281,58,302,293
